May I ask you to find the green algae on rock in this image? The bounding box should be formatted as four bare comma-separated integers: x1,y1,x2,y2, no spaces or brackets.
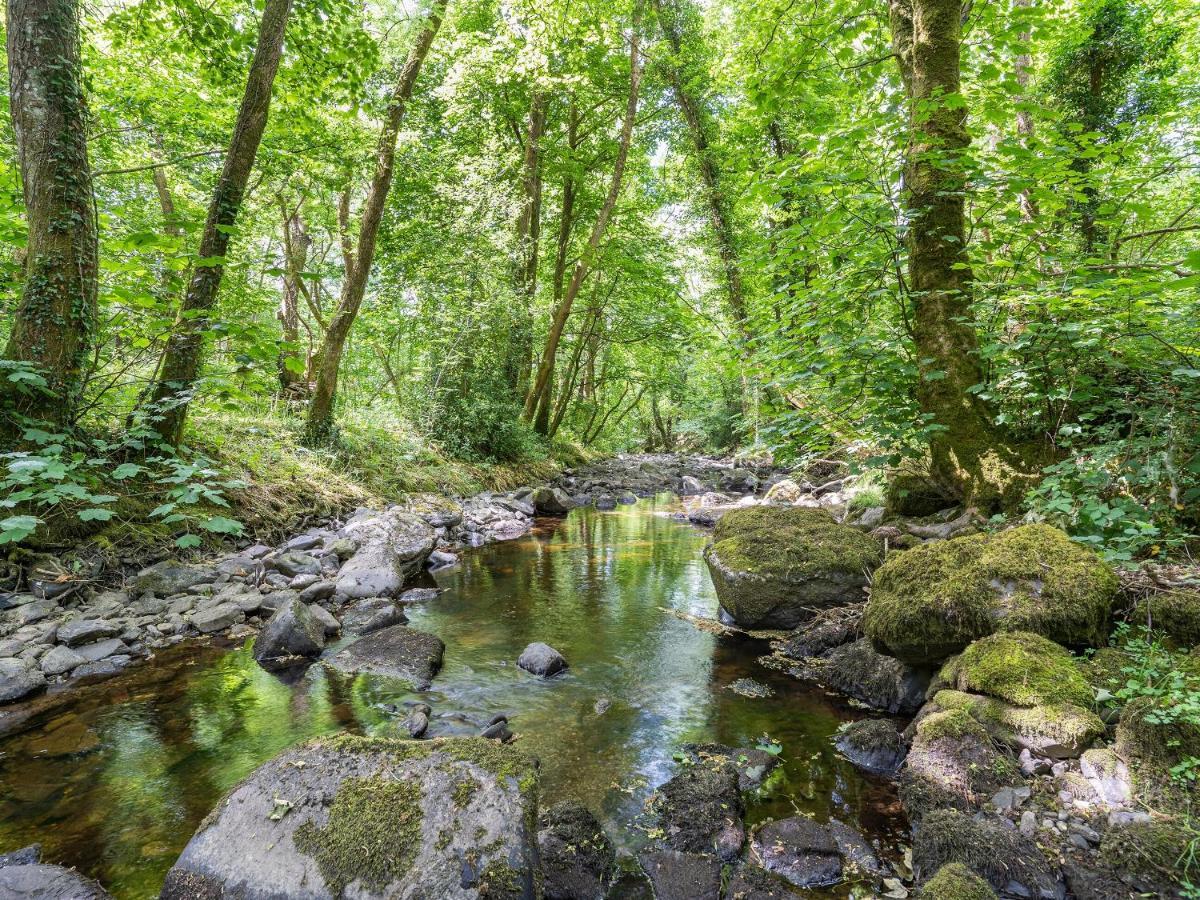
919,862,998,900
704,506,883,629
931,689,1104,759
160,734,540,899
864,524,1117,664
937,632,1094,708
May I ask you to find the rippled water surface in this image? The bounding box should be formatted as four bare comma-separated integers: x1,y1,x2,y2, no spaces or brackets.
0,497,903,898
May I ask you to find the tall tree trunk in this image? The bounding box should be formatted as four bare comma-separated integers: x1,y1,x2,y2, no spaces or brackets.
654,0,747,337
277,198,311,392
508,91,547,394
142,0,292,446
1013,0,1038,221
890,0,1034,510
523,2,644,425
2,0,98,432
304,0,448,443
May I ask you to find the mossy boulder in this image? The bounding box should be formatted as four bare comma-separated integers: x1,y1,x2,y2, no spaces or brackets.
932,689,1103,759
160,735,540,900
703,506,883,629
537,801,614,900
937,632,1094,707
645,756,745,863
863,525,1117,664
1098,818,1197,896
920,862,998,900
1139,589,1200,648
912,809,1060,898
1115,696,1200,805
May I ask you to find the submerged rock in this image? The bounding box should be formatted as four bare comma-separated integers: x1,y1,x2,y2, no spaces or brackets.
160,735,540,900
253,598,325,671
335,509,435,600
538,802,614,900
863,524,1117,664
835,719,906,775
703,506,882,629
750,816,842,888
324,625,445,690
517,642,568,677
638,849,720,900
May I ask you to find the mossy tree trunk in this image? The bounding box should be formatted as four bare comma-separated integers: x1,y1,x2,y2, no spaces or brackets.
507,91,547,396
304,0,448,445
889,0,1037,511
142,0,293,447
2,0,98,434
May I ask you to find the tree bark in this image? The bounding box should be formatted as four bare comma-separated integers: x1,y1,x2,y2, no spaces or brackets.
2,0,98,431
654,0,747,337
1013,0,1037,221
277,198,311,392
890,0,1030,508
508,91,547,393
523,1,644,425
142,0,292,446
304,0,448,443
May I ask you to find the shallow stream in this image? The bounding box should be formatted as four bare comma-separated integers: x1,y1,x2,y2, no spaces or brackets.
0,495,904,897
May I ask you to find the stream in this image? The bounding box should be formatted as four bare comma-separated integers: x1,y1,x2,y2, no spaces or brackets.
0,495,905,898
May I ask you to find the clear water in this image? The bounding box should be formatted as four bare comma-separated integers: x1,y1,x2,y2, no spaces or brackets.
0,496,904,898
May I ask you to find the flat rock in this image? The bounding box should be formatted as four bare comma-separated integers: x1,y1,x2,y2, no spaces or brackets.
517,642,568,677
55,619,120,647
191,603,244,634
750,816,842,888
324,625,444,689
0,659,46,704
40,645,87,676
341,598,406,636
132,561,215,596
0,864,111,898
638,849,720,900
160,735,539,900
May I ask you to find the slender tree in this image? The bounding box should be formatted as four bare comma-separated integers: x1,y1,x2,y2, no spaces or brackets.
304,0,449,443
523,0,645,426
2,0,98,433
141,0,293,446
507,91,547,393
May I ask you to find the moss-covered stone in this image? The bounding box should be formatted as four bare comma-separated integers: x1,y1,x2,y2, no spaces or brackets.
864,525,1117,664
912,809,1057,896
938,632,1094,708
1115,696,1200,805
886,468,956,518
900,709,1018,821
1098,818,1197,893
920,862,998,900
1140,589,1200,648
704,506,883,628
932,690,1104,758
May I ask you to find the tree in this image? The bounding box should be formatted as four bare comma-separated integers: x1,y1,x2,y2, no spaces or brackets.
303,0,449,443
507,91,547,393
1,0,98,432
141,0,293,447
523,0,645,428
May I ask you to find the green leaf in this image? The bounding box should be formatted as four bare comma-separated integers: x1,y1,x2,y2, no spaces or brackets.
78,508,115,522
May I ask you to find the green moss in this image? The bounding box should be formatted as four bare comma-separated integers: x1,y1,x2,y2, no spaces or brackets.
293,776,423,896
917,708,990,743
478,859,529,899
938,632,1093,708
864,525,1116,664
1099,818,1197,887
453,774,481,808
1140,590,1200,648
920,862,998,900
913,809,1048,893
709,505,882,579
1081,646,1131,692
933,690,1104,751
1115,696,1200,805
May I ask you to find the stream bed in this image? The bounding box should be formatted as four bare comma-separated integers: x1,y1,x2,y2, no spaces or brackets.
0,495,905,898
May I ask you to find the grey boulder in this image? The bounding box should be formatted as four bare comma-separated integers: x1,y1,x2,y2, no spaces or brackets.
530,487,575,516
0,658,45,704
324,625,444,690
132,561,215,596
335,510,435,600
517,642,568,677
56,619,120,647
160,735,540,900
0,864,111,899
253,599,326,671
750,817,842,888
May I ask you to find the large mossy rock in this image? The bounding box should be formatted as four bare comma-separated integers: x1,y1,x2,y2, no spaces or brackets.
1116,696,1200,805
919,863,998,900
863,524,1117,664
1097,818,1196,897
912,809,1060,898
161,735,540,900
1138,588,1200,648
703,507,882,629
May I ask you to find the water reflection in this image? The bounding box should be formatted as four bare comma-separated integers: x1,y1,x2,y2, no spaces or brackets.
0,496,903,898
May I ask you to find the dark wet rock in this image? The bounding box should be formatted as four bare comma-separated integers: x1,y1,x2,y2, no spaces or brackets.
160,735,539,900
191,603,244,634
335,509,435,600
308,604,340,637
912,809,1062,899
0,845,40,867
74,638,127,663
720,468,760,493
404,703,431,738
638,849,721,900
677,742,781,792
324,625,444,690
271,551,322,578
517,642,568,677
531,486,576,516
0,863,111,898
750,816,842,888
777,606,861,659
647,756,745,861
132,561,215,596
0,659,45,704
726,677,774,698
827,819,885,878
56,619,120,647
297,580,336,603
72,655,133,681
819,639,929,715
9,597,58,626
40,645,86,676
481,720,514,742
704,507,881,629
254,599,326,671
723,864,804,899
835,719,906,775
341,598,406,636
283,533,323,552
538,801,615,900
595,494,617,510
